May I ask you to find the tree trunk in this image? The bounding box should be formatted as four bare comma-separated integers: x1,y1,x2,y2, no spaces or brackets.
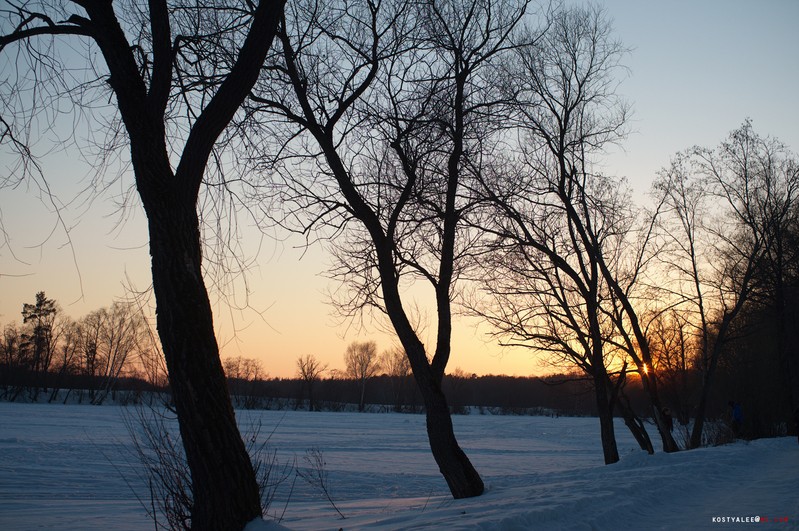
689,323,729,449
651,398,679,452
146,196,261,530
398,333,483,498
359,382,366,412
593,370,620,464
373,222,483,498
636,371,679,453
689,369,714,449
616,395,655,454
607,368,654,454
417,365,484,498
587,302,619,464
781,286,799,443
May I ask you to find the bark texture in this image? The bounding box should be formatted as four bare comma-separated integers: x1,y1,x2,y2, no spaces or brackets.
73,1,285,527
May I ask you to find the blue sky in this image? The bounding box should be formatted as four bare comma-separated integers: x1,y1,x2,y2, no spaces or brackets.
600,0,799,193
1,0,797,377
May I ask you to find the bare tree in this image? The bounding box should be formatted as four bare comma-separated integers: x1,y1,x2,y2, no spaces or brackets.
249,0,530,498
599,259,680,453
516,4,678,452
296,353,327,412
722,125,799,443
647,309,695,428
380,347,411,377
379,346,413,412
91,302,148,405
344,340,380,412
77,308,104,401
654,121,798,448
474,165,655,460
137,317,170,392
224,355,267,409
473,165,610,455
0,322,23,399
224,356,266,382
472,5,671,458
48,316,82,403
1,1,285,527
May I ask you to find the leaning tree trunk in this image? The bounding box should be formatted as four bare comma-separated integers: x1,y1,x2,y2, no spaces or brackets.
406,342,483,499
645,377,680,453
145,192,261,530
607,369,654,454
388,296,483,499
616,394,655,454
424,388,484,498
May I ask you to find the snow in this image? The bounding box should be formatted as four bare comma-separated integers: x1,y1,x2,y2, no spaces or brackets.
1,402,796,530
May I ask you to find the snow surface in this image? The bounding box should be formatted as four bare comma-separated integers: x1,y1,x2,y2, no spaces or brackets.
0,402,796,530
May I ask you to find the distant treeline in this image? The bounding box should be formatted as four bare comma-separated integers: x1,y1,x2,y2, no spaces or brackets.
224,368,781,436
2,292,795,440
224,372,650,417
0,362,761,429
0,362,644,416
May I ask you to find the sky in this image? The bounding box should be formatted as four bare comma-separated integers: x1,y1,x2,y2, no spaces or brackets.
1,0,798,378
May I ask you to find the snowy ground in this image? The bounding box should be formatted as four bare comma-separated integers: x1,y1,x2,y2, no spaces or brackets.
0,402,796,530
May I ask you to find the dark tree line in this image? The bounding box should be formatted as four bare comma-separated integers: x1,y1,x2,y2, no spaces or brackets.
221,371,653,416
4,293,795,449
2,292,166,404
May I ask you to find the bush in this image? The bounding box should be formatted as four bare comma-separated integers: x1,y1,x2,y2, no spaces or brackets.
123,405,292,530
701,419,737,447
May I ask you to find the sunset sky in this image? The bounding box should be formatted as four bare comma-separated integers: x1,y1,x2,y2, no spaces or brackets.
1,0,798,378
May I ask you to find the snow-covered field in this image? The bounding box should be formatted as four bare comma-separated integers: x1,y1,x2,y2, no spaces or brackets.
0,402,796,530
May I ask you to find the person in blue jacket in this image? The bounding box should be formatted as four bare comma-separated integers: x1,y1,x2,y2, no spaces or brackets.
728,400,743,437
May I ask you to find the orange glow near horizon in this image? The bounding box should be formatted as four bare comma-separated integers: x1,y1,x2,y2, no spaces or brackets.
3,1,798,381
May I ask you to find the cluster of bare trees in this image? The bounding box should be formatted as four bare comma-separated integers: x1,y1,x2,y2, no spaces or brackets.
651,121,799,448
475,113,798,458
223,355,268,409
295,353,328,412
342,341,380,411
465,4,675,463
2,0,797,526
294,341,402,413
1,292,166,404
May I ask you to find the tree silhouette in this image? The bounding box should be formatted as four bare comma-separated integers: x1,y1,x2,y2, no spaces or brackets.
655,122,799,448
21,292,58,399
344,341,380,412
297,354,327,412
1,1,286,527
